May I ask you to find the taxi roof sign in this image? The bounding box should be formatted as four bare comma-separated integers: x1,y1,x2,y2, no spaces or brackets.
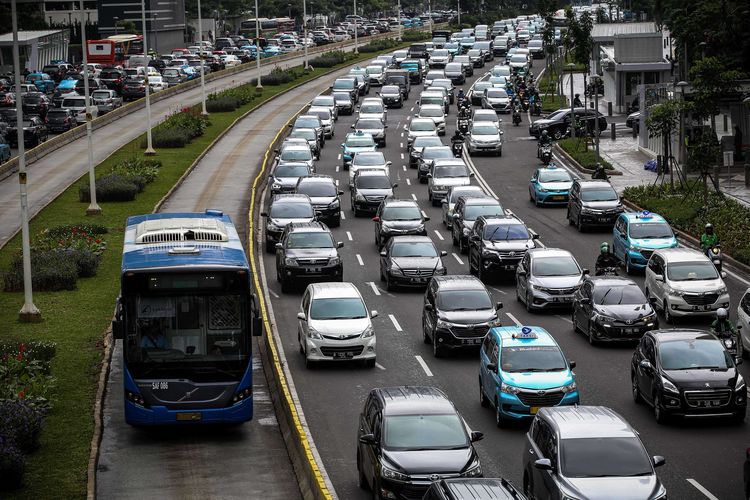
637,210,652,219
512,326,538,339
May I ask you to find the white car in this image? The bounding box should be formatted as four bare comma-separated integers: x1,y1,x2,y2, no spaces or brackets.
311,94,339,120
738,289,750,357
349,151,391,185
147,76,167,92
428,159,474,206
358,98,387,124
644,248,730,324
415,104,446,136
221,54,242,67
365,65,385,86
308,106,335,138
61,96,99,124
406,117,438,146
297,282,377,368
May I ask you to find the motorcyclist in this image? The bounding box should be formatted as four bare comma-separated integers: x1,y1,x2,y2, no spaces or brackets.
451,129,464,144
701,223,719,256
573,93,583,107
537,130,553,157
595,242,619,275
591,163,608,180
711,308,737,338
458,105,470,120
456,89,466,106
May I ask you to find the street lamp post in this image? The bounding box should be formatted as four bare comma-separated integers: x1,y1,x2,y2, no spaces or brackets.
197,0,207,114
141,0,156,155
353,0,358,54
11,0,41,322
153,13,158,56
80,0,101,215
254,0,262,90
113,16,119,36
457,0,460,26
397,0,402,41
676,80,688,173
591,74,601,163
303,0,308,69
567,63,576,139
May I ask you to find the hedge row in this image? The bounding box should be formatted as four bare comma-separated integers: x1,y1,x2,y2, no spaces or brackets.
309,50,352,68
140,108,210,149
558,138,613,170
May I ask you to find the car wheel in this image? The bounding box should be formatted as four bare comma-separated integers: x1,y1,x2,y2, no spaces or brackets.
266,240,276,253
385,273,394,292
576,213,585,232
477,259,486,282
572,310,580,333
498,147,502,157
552,128,563,140
423,319,431,344
588,321,597,345
525,291,535,313
298,331,305,354
625,256,633,275
459,236,467,254
653,393,668,424
529,188,534,202
663,300,674,324
479,377,489,407
567,208,575,226
631,373,642,404
495,398,506,428
451,229,458,246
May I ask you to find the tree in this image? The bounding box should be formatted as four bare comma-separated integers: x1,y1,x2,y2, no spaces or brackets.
645,100,683,185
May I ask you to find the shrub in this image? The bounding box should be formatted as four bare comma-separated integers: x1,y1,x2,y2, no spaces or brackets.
0,437,24,490
309,50,349,68
206,96,240,112
558,138,613,170
164,108,210,139
146,127,191,148
0,401,45,453
3,250,78,292
79,174,138,202
44,223,107,238
0,342,56,366
0,342,56,411
360,38,401,53
215,85,258,105
252,67,300,86
110,157,160,185
65,248,101,278
35,224,107,256
401,29,430,42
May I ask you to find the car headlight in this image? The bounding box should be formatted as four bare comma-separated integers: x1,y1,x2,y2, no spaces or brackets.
329,199,340,209
488,317,503,327
329,256,340,266
284,257,297,266
723,337,736,349
537,187,549,193
717,286,728,295
389,266,402,276
482,248,498,257
272,182,282,190
661,376,679,393
667,287,685,297
735,374,745,391
580,207,597,214
355,193,366,201
629,244,640,251
361,326,374,338
381,464,409,482
594,313,617,324
460,459,482,478
651,486,667,500
500,382,520,394
436,319,452,329
307,327,322,339
560,381,577,393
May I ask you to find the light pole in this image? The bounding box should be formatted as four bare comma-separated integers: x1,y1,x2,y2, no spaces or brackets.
80,0,101,215
153,12,158,56
457,0,460,27
11,0,41,322
353,0,358,54
591,74,601,164
397,0,402,41
254,0,262,90
141,0,156,155
567,63,576,139
113,16,119,36
197,0,208,114
303,0,308,69
676,80,688,172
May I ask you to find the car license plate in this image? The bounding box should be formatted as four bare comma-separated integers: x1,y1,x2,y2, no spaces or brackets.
333,351,354,359
176,412,202,421
692,305,711,311
307,268,320,273
462,338,483,345
598,217,610,223
411,277,425,283
551,196,565,201
503,264,516,270
553,296,572,302
530,407,540,414
623,328,636,334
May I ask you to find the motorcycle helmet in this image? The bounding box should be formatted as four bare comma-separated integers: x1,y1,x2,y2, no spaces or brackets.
600,242,609,254
541,130,548,138
716,308,728,320
705,223,714,234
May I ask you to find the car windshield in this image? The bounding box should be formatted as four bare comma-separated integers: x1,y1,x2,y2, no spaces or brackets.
501,345,567,372
486,89,508,98
484,223,529,240
462,204,502,221
580,187,618,202
424,148,453,159
659,338,732,370
310,110,330,121
360,104,383,113
432,50,449,57
533,256,580,276
434,165,469,178
510,55,527,63
629,222,673,239
47,110,69,118
333,79,355,89
357,120,382,130
357,176,391,189
274,165,309,177
64,98,86,107
291,130,316,141
437,289,492,311
414,137,443,149
163,69,179,77
472,125,499,136
445,63,462,72
296,118,319,128
354,154,385,166
310,297,367,320
312,96,334,106
270,203,313,218
347,137,375,147
529,41,543,48
281,150,311,161
382,86,400,95
382,206,421,221
366,66,382,74
560,437,653,478
391,242,437,257
383,414,468,451
474,82,492,92
411,121,435,132
538,170,572,182
287,232,334,248
420,107,443,117
666,262,719,281
92,91,111,99
468,50,481,57
333,92,351,102
299,182,336,197
593,284,647,305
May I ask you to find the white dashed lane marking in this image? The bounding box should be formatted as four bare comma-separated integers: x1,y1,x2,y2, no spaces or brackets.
415,355,433,376
686,479,719,500
346,231,353,241
434,230,444,241
389,314,403,332
367,282,381,296
452,253,464,265
356,254,364,266
506,312,522,326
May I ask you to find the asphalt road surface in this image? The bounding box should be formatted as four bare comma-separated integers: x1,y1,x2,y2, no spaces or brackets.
259,56,750,500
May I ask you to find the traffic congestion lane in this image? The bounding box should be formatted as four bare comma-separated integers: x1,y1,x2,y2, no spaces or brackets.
261,57,746,500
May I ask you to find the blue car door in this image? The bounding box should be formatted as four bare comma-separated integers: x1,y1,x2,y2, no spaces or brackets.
613,216,628,261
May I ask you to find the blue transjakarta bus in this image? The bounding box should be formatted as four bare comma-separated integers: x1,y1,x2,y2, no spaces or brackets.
112,210,262,425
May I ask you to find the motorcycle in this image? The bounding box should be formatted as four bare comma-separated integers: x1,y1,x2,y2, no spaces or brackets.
540,145,552,165
595,266,619,277
512,108,522,126
451,138,464,157
711,325,742,358
457,117,470,134
531,100,542,116
707,245,723,274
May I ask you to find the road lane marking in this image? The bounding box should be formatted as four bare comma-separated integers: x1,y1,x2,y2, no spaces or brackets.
335,165,339,172
452,253,464,265
341,212,346,220
346,231,353,240
415,355,433,376
400,142,404,148
375,362,386,370
389,314,403,332
335,179,339,186
506,312,522,326
337,153,341,160
434,230,444,241
411,193,418,201
406,178,411,185
409,107,414,112
402,165,407,171
400,132,404,137
686,479,719,500
490,287,507,295
462,150,498,199
367,282,381,296
400,153,405,160
269,290,280,299
356,254,364,266
555,314,573,324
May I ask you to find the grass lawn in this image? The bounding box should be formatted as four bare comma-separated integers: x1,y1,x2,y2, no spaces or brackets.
0,40,418,499
558,137,613,170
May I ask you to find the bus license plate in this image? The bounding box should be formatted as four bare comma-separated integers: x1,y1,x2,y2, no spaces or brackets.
176,412,202,421
530,407,540,414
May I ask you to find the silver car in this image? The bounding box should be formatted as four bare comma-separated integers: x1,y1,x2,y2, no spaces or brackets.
406,117,438,146
441,185,487,228
429,49,452,68
353,117,387,146
277,144,315,171
415,104,446,136
516,248,586,312
358,98,387,124
308,106,335,138
428,159,474,206
365,65,386,86
270,162,312,194
311,94,339,120
466,121,504,156
297,282,378,368
481,88,511,113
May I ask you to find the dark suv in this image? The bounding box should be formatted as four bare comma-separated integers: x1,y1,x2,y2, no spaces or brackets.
261,194,315,252
295,175,343,227
418,145,454,183
529,108,608,140
422,275,502,357
350,169,396,216
275,222,344,292
468,216,538,282
99,69,126,92
423,478,524,500
379,236,447,290
357,386,484,500
566,180,623,231
373,198,429,248
451,196,504,253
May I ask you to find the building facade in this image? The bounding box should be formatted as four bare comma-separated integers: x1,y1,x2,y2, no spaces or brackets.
0,29,70,73
98,0,186,54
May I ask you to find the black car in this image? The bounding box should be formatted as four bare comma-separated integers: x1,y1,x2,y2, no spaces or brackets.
121,77,146,101
6,116,47,147
46,108,76,133
270,162,311,195
626,111,640,134
468,215,537,281
357,386,484,499
444,63,466,85
261,194,315,252
572,277,658,344
566,180,624,231
162,68,187,87
331,77,359,103
332,91,355,115
295,175,343,227
380,235,447,290
409,136,444,167
407,43,430,60
423,478,526,500
451,196,504,253
379,85,403,108
74,78,100,94
422,275,502,357
373,198,429,248
418,145,454,183
21,92,50,119
275,221,344,292
631,329,746,423
350,169,396,216
529,108,608,140
452,56,474,77
467,49,485,68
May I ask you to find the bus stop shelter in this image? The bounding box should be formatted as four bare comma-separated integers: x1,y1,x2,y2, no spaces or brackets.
0,30,70,74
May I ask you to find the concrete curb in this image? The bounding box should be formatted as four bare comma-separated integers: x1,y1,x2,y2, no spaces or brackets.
621,198,750,279
553,142,623,176
86,324,113,500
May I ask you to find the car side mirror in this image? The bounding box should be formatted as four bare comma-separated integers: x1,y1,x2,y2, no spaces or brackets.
486,362,497,372
338,190,344,195
371,310,379,318
654,274,664,282
337,241,344,248
652,456,666,468
721,271,727,279
297,312,306,321
438,250,447,257
372,216,380,222
287,124,292,128
639,359,652,369
470,431,484,443
568,360,576,369
469,172,475,177
735,357,743,366
425,303,433,311
495,302,503,310
350,124,355,129
275,243,283,249
359,433,377,445
580,297,591,305
273,148,279,153
534,458,554,471
260,212,268,217
340,143,345,147
379,250,387,257
423,215,430,221
427,173,433,178
392,183,398,188
386,161,393,166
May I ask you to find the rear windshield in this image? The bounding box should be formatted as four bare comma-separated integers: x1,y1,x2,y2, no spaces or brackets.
298,182,336,197
269,202,313,218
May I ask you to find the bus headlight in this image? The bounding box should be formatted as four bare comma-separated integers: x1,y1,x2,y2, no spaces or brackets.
232,387,252,404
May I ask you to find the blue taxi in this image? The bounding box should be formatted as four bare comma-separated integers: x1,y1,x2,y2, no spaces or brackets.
612,211,677,274
341,131,377,169
528,164,574,206
479,326,579,425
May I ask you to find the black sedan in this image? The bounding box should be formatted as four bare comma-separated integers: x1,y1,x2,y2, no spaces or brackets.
6,116,48,147
631,329,746,423
379,235,447,291
121,77,146,101
572,277,658,344
46,108,76,133
379,85,403,108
